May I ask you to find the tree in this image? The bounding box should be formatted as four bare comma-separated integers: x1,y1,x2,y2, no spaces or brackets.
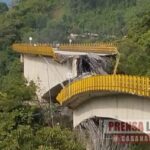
0,2,8,13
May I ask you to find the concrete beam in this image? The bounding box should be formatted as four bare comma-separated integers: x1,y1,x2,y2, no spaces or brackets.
73,93,150,127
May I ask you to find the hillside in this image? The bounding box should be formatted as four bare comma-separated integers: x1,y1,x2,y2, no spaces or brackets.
0,0,142,43
0,0,149,75
0,0,150,149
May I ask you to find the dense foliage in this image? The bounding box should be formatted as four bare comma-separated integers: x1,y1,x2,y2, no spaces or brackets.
0,0,149,75
0,1,85,149
0,0,143,44
0,0,150,149
0,47,84,149
118,0,150,75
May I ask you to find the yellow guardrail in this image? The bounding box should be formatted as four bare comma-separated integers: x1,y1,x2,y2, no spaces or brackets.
12,44,55,58
56,75,150,104
12,43,118,56
60,43,117,54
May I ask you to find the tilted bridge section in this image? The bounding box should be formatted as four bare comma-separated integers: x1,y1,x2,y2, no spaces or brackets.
57,75,150,105
56,74,150,127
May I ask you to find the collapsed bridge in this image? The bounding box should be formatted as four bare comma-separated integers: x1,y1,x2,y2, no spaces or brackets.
12,42,150,149
12,43,118,100
12,42,150,139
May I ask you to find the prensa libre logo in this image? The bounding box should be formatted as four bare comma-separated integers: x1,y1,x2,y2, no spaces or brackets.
105,120,150,143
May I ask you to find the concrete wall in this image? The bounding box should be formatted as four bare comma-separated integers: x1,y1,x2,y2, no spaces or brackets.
23,54,77,99
73,94,150,127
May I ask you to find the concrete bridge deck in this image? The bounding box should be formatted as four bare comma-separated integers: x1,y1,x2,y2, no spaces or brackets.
57,75,150,105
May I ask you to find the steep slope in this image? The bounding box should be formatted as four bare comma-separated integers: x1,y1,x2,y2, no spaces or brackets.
0,0,149,75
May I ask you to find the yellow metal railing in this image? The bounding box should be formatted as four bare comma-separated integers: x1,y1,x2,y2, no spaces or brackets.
12,44,55,58
12,43,118,56
56,75,150,104
60,43,117,54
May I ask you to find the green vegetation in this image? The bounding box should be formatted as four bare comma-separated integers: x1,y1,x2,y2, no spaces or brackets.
0,2,8,13
118,0,150,75
0,0,149,75
0,1,85,149
0,48,84,149
0,0,149,149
